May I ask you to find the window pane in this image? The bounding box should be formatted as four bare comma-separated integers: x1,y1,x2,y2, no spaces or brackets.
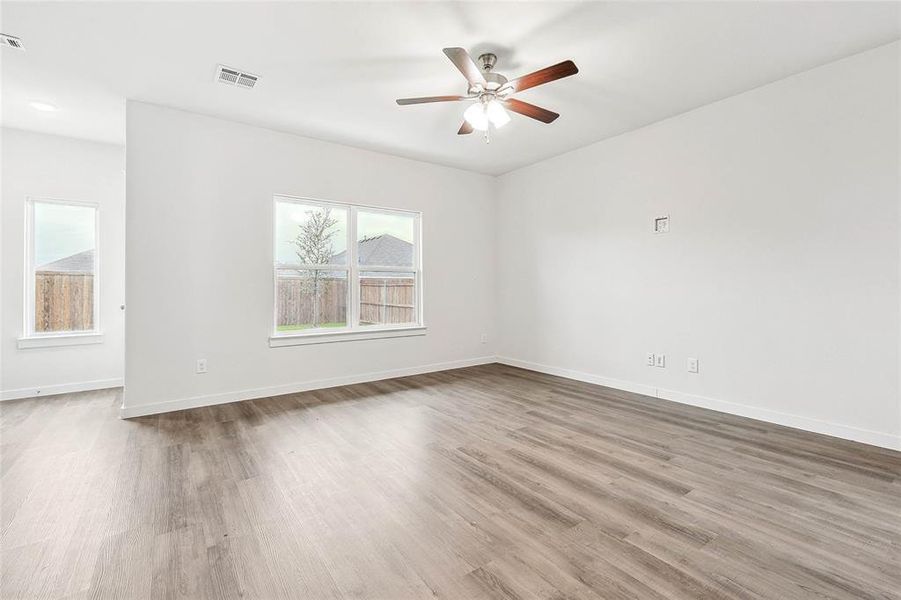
357,210,414,267
275,201,347,266
359,272,416,326
276,269,347,332
33,202,95,332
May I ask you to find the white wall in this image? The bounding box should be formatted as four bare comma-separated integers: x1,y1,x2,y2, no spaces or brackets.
124,102,496,416
1,128,125,399
124,44,900,450
496,42,901,450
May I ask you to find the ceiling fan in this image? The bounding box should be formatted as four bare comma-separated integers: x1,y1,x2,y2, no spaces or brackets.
396,47,578,141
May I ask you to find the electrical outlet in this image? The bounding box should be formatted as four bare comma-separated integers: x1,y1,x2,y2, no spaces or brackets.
480,333,488,344
646,352,655,366
196,359,207,374
654,215,670,234
655,354,666,368
687,357,699,374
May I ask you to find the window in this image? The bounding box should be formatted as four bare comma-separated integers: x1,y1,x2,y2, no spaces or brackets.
272,196,422,345
23,198,100,341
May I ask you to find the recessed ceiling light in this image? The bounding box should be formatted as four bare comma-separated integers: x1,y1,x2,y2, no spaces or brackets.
29,101,58,112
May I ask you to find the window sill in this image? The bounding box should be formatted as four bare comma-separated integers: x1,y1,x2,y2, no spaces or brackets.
17,332,104,349
269,325,426,347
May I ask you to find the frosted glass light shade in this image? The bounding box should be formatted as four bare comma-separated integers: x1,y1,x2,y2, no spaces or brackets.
486,100,510,128
464,99,511,131
464,102,489,131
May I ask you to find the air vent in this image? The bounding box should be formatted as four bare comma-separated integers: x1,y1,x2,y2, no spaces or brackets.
0,33,24,51
215,64,259,89
236,73,258,89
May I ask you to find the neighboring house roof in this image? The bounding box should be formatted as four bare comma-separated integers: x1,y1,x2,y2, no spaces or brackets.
37,249,94,273
331,234,413,267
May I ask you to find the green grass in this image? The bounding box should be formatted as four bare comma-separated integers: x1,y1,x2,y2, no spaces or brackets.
277,322,345,332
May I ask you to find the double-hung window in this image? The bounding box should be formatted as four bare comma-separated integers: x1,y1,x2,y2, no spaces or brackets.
20,198,101,347
272,195,422,345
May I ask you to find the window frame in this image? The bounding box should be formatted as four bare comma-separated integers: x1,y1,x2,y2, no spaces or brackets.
271,194,424,346
20,197,102,346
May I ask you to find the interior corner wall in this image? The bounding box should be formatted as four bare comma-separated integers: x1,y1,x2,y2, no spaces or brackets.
1,128,126,399
495,42,901,450
125,44,899,450
124,102,497,416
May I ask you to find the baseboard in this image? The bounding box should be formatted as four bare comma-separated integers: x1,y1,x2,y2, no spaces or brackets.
496,356,901,452
1,378,124,401
496,356,659,399
120,356,496,418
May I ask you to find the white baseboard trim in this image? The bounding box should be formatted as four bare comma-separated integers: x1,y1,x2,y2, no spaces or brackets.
120,356,496,419
1,378,124,401
496,356,658,399
496,356,901,452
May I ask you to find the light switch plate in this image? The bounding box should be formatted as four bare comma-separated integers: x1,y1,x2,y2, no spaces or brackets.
655,354,666,368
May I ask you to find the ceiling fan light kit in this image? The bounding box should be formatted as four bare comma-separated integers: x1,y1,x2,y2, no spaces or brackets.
463,97,510,131
396,47,578,142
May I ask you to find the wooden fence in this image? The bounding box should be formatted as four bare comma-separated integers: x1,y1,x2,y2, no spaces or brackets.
276,275,414,327
34,272,94,332
360,278,415,325
276,276,348,326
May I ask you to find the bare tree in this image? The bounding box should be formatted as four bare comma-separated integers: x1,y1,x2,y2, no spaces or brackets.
290,208,338,327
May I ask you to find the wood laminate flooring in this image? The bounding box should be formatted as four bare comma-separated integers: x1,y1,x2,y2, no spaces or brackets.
1,364,899,599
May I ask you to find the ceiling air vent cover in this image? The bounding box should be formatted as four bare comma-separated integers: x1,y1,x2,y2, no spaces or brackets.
215,64,259,89
0,34,25,51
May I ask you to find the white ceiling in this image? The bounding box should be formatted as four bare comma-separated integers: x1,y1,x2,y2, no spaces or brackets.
2,1,899,175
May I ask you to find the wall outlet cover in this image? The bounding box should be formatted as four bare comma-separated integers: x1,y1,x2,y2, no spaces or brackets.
654,215,670,234
196,359,208,374
687,357,699,373
646,352,655,366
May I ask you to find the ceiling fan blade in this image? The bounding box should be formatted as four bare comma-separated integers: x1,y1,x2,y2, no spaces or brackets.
396,95,467,105
443,47,487,86
501,60,578,94
457,121,474,135
504,99,559,123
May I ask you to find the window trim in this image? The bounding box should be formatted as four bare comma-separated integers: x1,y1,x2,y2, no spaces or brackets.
21,197,101,344
17,332,105,349
269,326,426,347
270,194,423,346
